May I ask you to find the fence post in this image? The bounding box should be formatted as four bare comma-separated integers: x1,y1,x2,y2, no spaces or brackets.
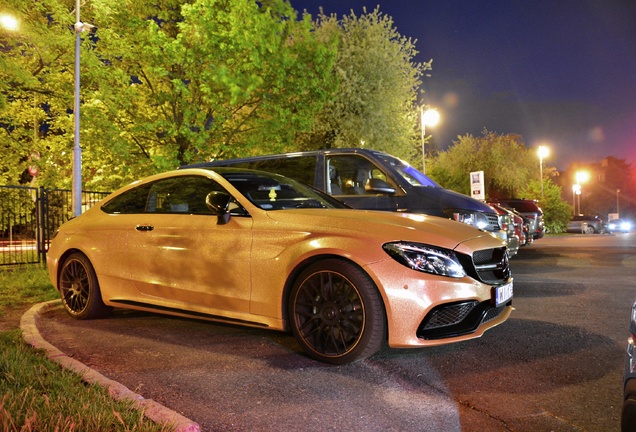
37,186,48,263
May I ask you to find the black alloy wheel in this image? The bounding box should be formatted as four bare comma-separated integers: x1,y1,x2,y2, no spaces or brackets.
59,252,112,319
289,259,385,364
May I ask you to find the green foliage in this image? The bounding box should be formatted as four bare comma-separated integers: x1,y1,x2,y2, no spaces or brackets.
0,0,76,187
1,0,337,190
0,265,57,312
302,7,430,164
0,330,166,431
428,130,572,232
522,178,573,233
428,130,535,196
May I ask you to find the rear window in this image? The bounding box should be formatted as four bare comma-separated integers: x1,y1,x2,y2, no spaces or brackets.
503,200,541,214
221,156,317,187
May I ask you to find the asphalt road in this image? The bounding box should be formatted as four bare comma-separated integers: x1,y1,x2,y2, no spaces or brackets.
35,233,636,431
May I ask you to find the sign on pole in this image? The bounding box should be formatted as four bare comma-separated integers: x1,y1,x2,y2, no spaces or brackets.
470,171,485,201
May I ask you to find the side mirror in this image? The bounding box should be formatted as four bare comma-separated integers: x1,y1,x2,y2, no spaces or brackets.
365,178,396,195
205,191,232,225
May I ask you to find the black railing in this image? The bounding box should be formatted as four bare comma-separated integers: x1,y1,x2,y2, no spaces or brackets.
0,186,110,266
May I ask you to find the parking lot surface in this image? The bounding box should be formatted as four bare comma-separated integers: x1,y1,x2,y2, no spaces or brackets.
34,233,636,431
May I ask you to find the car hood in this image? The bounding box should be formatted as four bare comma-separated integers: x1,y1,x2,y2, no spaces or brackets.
264,208,504,254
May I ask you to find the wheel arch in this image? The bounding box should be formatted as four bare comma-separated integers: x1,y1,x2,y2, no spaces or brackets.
55,248,86,290
281,254,388,334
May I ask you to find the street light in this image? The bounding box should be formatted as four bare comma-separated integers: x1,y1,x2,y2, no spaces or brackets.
537,145,550,199
573,170,590,216
0,13,19,31
420,107,440,174
617,189,621,218
572,184,581,215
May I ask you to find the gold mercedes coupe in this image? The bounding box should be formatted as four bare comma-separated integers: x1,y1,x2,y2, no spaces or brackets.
47,168,513,364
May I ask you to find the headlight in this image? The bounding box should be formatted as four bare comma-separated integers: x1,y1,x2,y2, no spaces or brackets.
383,242,466,278
445,209,489,230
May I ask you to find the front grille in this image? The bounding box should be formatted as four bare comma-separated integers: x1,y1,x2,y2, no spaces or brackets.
486,213,501,231
418,301,507,340
457,247,510,285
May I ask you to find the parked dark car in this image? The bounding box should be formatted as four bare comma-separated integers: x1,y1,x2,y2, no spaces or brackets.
495,199,545,240
182,148,504,236
622,301,636,431
488,203,520,256
567,214,605,234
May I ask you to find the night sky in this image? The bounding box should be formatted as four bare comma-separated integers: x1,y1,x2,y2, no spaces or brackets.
291,0,636,170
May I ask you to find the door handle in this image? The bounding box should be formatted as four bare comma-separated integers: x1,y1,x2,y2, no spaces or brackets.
135,225,154,231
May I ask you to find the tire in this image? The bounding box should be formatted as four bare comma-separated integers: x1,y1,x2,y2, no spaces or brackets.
288,259,385,364
585,225,595,234
59,252,112,319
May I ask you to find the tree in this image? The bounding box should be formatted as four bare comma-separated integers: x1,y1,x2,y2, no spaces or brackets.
302,7,430,164
523,178,573,233
428,130,536,197
1,0,337,190
0,0,77,187
428,130,571,232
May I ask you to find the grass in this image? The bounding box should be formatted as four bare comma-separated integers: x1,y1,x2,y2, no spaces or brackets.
0,265,168,431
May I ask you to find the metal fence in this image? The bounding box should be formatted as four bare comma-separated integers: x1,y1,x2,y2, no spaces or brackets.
0,186,110,266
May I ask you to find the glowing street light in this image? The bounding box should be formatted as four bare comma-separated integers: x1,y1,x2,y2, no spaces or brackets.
0,13,19,31
573,170,590,215
420,107,440,174
537,145,550,199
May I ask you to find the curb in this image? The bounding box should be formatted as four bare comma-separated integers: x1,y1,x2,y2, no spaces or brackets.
20,300,201,432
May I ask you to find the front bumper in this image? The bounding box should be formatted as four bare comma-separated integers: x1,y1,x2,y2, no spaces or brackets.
366,258,513,348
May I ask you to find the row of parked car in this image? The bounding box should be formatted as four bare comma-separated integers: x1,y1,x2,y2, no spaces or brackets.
487,199,545,256
186,148,546,258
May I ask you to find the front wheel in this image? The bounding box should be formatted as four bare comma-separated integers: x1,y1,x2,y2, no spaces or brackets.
59,252,112,319
288,259,385,364
585,225,595,234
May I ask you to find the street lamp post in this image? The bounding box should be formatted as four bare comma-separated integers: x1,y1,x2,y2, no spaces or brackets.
574,170,590,216
617,189,621,218
72,0,94,217
420,107,440,175
537,145,549,199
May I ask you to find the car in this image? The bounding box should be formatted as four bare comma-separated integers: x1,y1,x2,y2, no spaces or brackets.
622,301,636,431
508,208,530,247
567,214,605,234
47,167,513,365
608,219,632,233
496,199,545,240
488,203,520,257
181,148,504,236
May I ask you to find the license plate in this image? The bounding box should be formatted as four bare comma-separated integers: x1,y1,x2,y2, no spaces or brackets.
493,281,513,306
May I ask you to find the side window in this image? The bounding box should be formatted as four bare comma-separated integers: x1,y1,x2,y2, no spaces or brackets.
146,176,225,214
246,156,317,186
327,155,391,196
101,184,152,214
101,176,232,215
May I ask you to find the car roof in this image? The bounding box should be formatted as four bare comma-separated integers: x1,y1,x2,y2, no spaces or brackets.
180,148,388,169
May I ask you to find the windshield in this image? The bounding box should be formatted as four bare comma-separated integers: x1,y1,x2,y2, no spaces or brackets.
373,152,440,187
217,169,349,211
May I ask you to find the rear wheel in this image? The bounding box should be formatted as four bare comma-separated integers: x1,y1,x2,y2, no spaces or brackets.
288,259,385,364
59,252,112,319
585,225,595,234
